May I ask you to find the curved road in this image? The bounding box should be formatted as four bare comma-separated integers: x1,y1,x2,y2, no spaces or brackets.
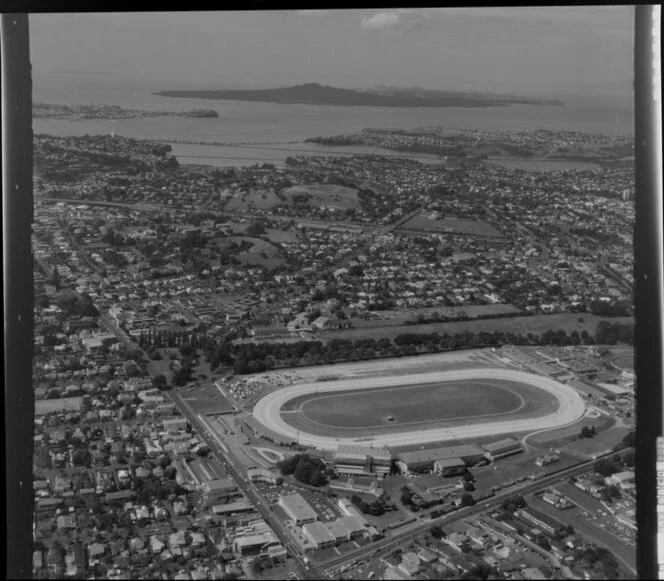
252,368,585,450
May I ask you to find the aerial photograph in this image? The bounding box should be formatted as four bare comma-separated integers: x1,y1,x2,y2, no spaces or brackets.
28,7,635,581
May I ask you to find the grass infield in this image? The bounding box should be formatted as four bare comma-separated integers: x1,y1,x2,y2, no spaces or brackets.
279,377,559,438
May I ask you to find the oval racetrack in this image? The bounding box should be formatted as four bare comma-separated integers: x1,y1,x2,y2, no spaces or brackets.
251,368,586,450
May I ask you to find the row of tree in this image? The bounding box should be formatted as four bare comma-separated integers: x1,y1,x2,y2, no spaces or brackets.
210,326,605,374
137,330,213,351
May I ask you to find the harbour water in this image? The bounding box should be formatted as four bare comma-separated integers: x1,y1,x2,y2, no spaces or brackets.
32,73,634,168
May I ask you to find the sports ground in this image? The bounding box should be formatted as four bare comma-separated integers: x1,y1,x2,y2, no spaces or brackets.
252,368,586,450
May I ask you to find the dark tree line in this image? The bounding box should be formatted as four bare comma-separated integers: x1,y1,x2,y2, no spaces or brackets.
594,320,634,345
200,325,604,374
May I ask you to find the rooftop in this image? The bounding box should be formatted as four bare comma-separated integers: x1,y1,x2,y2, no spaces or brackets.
335,443,392,461
398,444,483,465
278,493,318,521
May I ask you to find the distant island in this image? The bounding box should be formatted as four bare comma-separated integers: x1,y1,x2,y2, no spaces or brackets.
33,103,219,120
154,83,565,108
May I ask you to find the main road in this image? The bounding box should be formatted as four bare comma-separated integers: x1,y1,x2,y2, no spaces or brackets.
91,309,324,580
169,389,327,580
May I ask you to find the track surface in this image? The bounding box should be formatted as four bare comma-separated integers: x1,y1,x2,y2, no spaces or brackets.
252,368,586,450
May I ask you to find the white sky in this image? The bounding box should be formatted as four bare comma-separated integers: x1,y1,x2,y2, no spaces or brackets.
29,7,634,95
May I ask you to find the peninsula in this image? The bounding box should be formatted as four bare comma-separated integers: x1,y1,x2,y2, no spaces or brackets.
33,103,219,120
154,83,565,108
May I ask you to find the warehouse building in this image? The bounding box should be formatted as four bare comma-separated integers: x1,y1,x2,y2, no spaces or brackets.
605,470,635,490
302,515,369,550
483,438,523,462
396,444,485,475
277,493,318,525
302,521,336,550
334,444,392,478
202,478,239,505
515,507,565,537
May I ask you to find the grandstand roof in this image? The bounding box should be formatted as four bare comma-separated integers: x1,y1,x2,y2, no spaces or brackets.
398,444,484,465
335,444,392,461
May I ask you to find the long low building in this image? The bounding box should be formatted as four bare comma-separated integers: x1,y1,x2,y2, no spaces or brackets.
212,500,255,515
397,444,485,475
328,477,385,498
483,437,523,462
515,507,565,537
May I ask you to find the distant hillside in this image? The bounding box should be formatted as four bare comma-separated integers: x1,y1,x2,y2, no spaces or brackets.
155,83,564,108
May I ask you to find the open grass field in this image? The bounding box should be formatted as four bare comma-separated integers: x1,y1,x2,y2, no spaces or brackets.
224,189,284,211
316,313,634,344
400,214,503,237
35,396,84,416
279,377,559,438
282,184,360,211
215,235,286,267
264,228,299,244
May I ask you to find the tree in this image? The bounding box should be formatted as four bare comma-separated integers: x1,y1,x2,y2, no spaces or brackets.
430,525,445,539
622,430,636,448
152,374,168,390
580,426,593,439
622,449,635,467
461,492,475,507
601,484,622,503
594,458,621,477
179,344,195,357
72,449,90,467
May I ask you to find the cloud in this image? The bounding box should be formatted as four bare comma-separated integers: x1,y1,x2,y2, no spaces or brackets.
360,9,432,32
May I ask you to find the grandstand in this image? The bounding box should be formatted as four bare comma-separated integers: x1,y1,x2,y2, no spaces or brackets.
333,444,392,478
396,444,485,476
